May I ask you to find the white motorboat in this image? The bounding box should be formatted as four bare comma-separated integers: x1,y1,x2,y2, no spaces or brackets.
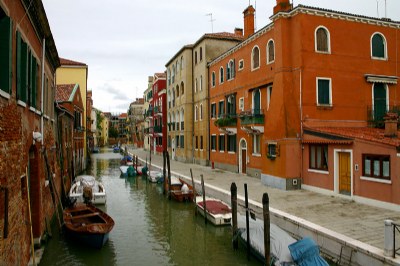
120,165,129,176
147,170,163,183
196,196,231,226
69,175,107,205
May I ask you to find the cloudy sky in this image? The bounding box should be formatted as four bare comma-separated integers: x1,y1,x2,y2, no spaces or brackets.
42,0,400,114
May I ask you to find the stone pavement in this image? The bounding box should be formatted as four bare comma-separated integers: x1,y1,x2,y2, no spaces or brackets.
126,146,400,252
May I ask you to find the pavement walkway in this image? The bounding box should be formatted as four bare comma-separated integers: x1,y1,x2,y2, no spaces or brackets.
126,146,400,252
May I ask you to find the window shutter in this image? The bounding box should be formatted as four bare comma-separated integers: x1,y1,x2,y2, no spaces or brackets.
226,63,229,80
317,79,330,104
232,59,236,78
31,56,37,108
0,16,12,94
16,31,21,99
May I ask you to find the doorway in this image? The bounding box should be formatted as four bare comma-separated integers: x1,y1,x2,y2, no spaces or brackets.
334,150,352,196
239,139,247,174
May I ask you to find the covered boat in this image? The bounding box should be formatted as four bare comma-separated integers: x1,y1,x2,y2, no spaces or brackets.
63,203,115,249
196,196,231,226
147,170,163,183
69,175,106,205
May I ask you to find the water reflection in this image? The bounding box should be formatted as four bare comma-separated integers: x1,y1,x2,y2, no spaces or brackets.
39,148,259,266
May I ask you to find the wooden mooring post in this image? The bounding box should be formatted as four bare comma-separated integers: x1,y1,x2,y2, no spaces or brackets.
190,169,197,216
163,151,167,194
166,150,171,200
244,183,250,261
201,174,207,224
263,193,270,266
231,182,238,250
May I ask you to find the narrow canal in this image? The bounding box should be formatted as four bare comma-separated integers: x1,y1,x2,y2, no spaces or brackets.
39,148,260,266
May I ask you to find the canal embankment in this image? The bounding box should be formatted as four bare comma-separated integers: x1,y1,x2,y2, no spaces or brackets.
127,146,400,266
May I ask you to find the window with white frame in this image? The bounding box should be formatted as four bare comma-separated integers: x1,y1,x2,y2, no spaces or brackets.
309,144,328,170
200,104,203,120
239,97,244,111
371,32,387,59
219,134,225,151
195,78,198,93
211,103,216,118
220,67,224,84
238,59,244,71
267,39,275,64
195,105,198,121
218,100,224,117
211,135,216,151
211,72,216,87
253,134,261,154
200,75,203,91
316,78,332,106
227,135,236,152
315,26,330,53
227,59,235,80
363,154,390,180
252,46,260,70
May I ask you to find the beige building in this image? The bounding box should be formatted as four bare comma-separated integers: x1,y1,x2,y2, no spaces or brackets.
166,32,243,165
143,76,153,151
56,58,89,169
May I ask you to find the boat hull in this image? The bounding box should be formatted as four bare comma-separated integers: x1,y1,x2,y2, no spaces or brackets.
196,197,232,226
69,175,107,205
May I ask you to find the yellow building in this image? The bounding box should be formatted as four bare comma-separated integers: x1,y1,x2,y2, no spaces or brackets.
101,113,109,146
56,58,89,169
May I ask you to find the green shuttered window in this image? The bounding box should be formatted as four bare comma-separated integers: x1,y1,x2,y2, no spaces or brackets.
317,78,331,105
0,15,12,94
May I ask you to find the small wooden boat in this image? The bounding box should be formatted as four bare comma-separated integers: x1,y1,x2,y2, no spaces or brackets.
169,177,194,202
69,175,106,205
63,203,115,249
196,196,231,226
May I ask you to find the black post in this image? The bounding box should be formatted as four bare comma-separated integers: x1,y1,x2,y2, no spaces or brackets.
163,151,167,195
201,174,207,224
231,182,238,250
263,193,270,266
166,150,171,200
245,183,250,261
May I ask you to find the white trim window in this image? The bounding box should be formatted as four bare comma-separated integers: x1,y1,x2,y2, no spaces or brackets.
195,105,198,121
227,59,235,80
252,134,261,155
200,104,203,120
267,39,275,64
219,67,224,84
211,71,216,87
267,85,272,110
315,26,331,53
316,77,332,106
251,45,260,70
371,32,387,60
239,97,244,111
238,59,244,71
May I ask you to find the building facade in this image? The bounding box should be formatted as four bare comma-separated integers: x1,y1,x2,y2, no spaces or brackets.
127,98,144,148
143,76,153,151
151,73,167,155
0,0,60,264
209,1,400,205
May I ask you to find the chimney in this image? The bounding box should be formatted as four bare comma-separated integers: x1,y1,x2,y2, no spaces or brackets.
234,27,243,36
273,0,292,15
243,5,255,38
384,113,399,138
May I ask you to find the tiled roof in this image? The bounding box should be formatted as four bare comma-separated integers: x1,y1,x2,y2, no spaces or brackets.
307,127,400,147
119,113,128,118
56,84,75,102
203,32,245,41
154,72,166,79
60,57,87,66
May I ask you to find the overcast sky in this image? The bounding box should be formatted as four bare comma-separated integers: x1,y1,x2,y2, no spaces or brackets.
42,0,400,114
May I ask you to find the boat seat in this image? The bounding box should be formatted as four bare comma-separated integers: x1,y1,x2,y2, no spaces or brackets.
70,212,100,220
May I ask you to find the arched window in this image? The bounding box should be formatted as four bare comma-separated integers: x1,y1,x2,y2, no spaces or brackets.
195,105,198,121
227,59,235,80
315,26,330,53
267,40,275,63
219,67,224,84
181,108,184,130
371,33,387,59
200,104,203,120
195,78,198,93
252,46,260,70
211,72,216,87
176,85,179,97
181,81,184,95
200,75,203,91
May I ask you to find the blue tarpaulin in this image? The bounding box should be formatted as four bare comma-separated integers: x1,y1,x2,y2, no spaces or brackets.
288,237,329,266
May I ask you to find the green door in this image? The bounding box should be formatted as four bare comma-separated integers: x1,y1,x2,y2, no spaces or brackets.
253,89,260,115
373,83,386,121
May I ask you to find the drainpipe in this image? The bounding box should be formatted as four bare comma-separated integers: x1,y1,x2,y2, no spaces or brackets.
192,49,195,163
41,38,46,145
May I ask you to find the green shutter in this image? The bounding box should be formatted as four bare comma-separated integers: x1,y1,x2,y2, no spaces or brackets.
318,79,330,105
0,16,12,94
21,41,28,102
373,83,386,121
31,56,37,108
16,31,21,99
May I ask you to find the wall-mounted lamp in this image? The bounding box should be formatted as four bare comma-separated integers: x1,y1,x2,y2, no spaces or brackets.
33,131,42,144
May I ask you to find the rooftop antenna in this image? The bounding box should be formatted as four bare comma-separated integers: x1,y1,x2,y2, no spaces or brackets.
384,0,387,18
376,0,380,17
205,13,215,33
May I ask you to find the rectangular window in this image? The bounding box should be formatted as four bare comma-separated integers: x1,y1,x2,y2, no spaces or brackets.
175,135,179,148
218,101,224,117
200,136,203,150
17,32,28,102
309,144,328,170
239,97,244,111
211,103,216,118
317,78,331,106
218,135,225,151
363,154,390,180
211,135,216,151
267,86,272,110
253,134,260,154
195,136,198,150
227,135,236,152
180,135,184,148
0,15,12,95
267,143,277,159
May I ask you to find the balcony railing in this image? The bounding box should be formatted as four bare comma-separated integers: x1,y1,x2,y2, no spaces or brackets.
367,105,400,128
214,113,237,127
239,109,265,125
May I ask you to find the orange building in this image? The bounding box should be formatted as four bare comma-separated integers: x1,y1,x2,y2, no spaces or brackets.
209,1,400,205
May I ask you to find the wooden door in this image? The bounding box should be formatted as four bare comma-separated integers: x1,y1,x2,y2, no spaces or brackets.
339,152,351,195
241,149,246,174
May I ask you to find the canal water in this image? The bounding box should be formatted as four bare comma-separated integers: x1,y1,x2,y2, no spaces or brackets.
39,148,260,266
